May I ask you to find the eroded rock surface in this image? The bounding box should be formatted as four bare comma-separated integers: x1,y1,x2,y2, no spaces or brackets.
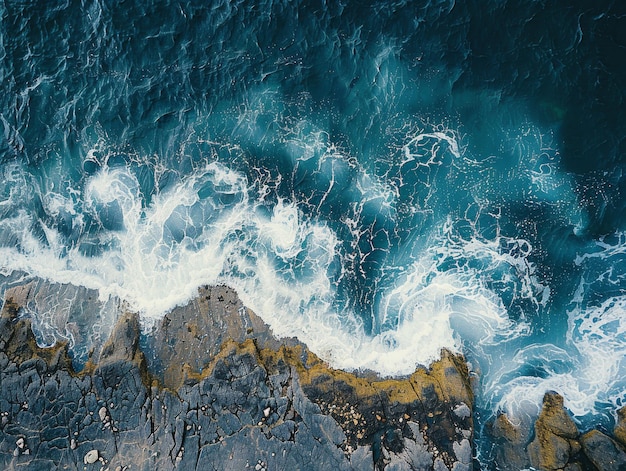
527,392,581,471
0,281,474,470
580,430,626,471
488,390,626,471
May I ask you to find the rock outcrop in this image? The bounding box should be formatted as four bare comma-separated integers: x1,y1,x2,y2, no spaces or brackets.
489,411,534,470
489,390,626,471
0,281,474,470
580,430,626,471
527,392,581,471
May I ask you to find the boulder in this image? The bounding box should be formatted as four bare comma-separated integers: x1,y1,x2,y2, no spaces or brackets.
580,430,626,471
489,412,532,470
527,391,581,471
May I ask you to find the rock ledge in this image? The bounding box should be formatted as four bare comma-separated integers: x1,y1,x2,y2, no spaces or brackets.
0,282,474,471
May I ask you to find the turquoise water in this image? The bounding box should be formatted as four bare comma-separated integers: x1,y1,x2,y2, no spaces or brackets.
1,0,625,466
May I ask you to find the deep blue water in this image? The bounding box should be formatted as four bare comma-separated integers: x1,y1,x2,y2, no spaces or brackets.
1,0,626,467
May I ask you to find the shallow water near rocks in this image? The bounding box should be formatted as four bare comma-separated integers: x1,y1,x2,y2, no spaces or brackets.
0,1,625,466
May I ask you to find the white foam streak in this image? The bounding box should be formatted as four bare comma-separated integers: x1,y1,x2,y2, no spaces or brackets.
0,156,529,376
403,131,461,164
496,374,590,419
491,285,626,421
569,297,626,406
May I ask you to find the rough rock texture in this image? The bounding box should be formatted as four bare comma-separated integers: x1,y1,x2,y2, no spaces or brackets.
489,390,626,471
0,281,474,470
145,285,302,390
580,430,626,471
613,407,626,448
489,411,533,470
528,392,581,471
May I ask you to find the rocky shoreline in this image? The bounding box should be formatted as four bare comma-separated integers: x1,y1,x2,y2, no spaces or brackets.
489,391,626,471
0,282,473,470
3,281,626,470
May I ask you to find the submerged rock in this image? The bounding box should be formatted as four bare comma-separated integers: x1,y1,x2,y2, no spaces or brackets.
0,280,474,470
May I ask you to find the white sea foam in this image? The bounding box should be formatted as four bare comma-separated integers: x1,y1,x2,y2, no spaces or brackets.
487,232,626,421
491,295,626,420
0,147,524,376
2,124,622,420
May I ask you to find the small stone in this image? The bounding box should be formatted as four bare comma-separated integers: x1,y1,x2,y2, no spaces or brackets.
263,407,271,418
71,438,77,450
453,403,471,419
99,407,108,422
16,437,24,449
84,449,99,464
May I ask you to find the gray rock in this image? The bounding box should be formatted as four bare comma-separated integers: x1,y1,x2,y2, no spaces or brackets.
564,463,583,471
84,449,99,464
581,430,626,471
0,280,477,470
384,423,434,470
453,438,472,465
453,403,471,419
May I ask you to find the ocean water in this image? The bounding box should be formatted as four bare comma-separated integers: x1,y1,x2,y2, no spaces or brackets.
1,0,625,466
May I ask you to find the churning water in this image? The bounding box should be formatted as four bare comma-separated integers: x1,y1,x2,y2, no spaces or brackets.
1,0,625,466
